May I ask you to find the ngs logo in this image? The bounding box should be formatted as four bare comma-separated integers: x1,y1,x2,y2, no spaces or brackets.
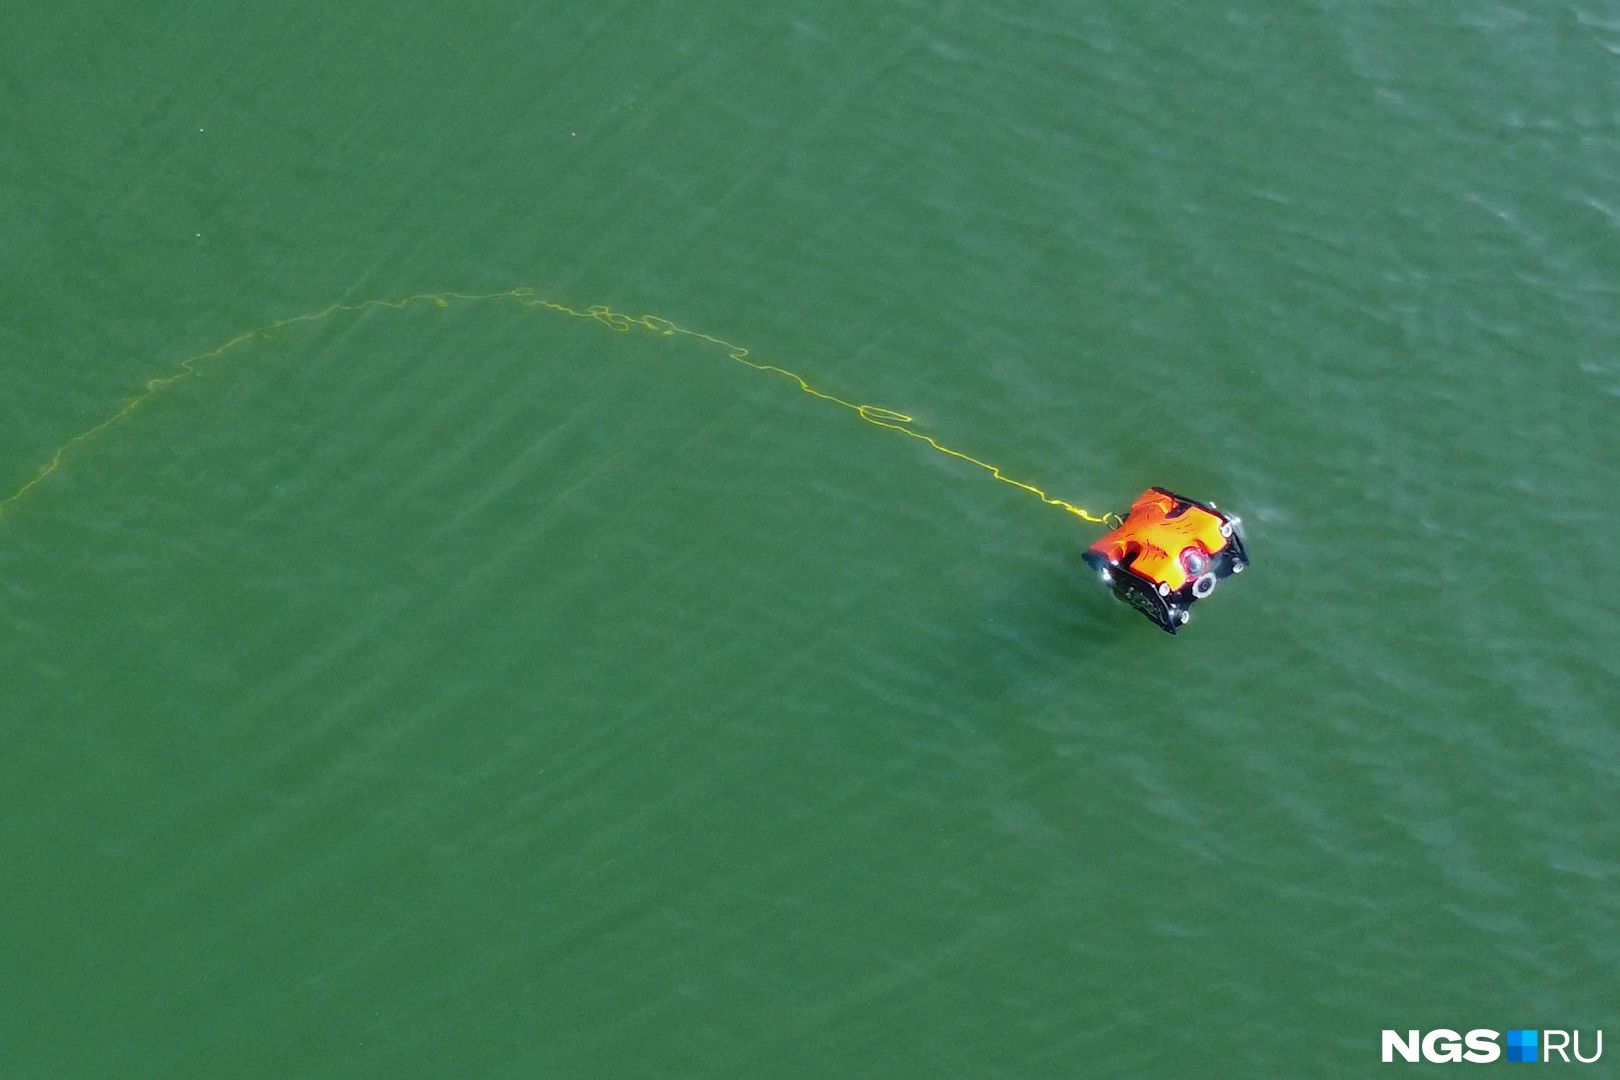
1382,1029,1603,1064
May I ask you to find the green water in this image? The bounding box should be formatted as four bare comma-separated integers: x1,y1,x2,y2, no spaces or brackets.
3,2,1616,1076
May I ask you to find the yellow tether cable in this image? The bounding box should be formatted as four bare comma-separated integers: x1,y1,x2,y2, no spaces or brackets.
0,288,1119,527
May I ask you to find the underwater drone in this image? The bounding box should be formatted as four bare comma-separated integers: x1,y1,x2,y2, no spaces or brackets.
1083,488,1248,634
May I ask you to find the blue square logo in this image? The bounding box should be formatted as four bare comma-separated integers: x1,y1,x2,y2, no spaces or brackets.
1505,1029,1538,1062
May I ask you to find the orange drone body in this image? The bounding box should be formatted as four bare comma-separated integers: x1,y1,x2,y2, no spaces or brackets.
1083,488,1248,633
